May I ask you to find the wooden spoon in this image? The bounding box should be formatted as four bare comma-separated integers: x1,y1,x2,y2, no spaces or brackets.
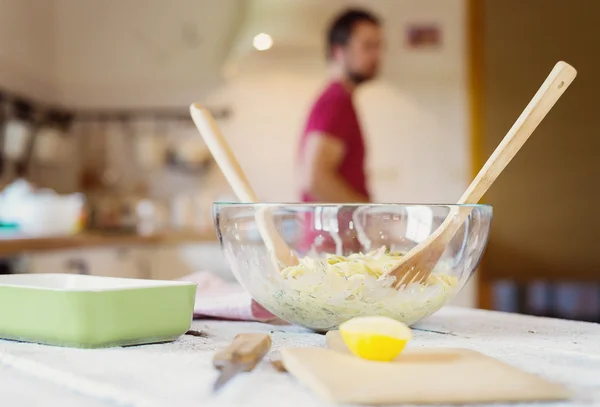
190,104,298,269
386,61,577,288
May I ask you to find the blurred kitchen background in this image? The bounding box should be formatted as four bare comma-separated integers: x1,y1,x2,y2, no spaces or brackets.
0,0,597,320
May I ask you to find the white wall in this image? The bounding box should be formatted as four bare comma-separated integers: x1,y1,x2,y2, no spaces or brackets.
0,0,57,101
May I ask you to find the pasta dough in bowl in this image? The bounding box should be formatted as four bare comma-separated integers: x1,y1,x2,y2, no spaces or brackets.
214,203,491,331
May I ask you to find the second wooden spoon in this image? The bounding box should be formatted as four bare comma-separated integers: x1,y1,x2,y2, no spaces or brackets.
386,61,577,288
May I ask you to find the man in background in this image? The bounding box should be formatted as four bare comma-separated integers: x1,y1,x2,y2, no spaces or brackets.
296,8,383,253
297,8,382,203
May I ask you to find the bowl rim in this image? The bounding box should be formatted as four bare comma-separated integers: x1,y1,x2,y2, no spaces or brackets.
213,202,492,208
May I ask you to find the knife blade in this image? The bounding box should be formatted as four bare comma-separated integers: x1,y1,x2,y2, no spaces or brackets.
212,333,272,392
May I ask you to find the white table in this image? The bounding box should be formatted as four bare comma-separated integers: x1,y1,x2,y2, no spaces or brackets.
1,307,599,407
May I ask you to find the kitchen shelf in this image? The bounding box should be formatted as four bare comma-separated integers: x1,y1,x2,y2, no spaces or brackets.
0,230,218,256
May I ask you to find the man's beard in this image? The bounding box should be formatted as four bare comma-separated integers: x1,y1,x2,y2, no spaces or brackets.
348,72,373,85
347,69,376,85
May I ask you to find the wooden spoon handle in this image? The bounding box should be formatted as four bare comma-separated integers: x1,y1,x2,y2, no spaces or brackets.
458,61,577,205
190,104,258,202
190,103,298,268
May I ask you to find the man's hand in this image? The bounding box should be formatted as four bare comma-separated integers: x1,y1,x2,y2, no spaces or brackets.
300,132,369,203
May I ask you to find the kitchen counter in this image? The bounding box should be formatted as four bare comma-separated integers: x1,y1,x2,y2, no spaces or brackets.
1,307,599,406
0,230,218,256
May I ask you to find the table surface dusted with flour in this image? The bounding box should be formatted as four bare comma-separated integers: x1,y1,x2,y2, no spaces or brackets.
1,307,599,407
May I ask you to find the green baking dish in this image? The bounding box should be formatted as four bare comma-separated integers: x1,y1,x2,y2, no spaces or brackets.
0,273,197,348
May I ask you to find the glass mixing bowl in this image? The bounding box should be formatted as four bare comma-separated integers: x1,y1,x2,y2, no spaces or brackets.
214,203,492,331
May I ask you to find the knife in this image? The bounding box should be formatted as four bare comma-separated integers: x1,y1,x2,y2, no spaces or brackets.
212,333,272,392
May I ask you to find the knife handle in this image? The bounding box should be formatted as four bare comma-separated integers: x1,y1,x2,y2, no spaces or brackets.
213,333,272,372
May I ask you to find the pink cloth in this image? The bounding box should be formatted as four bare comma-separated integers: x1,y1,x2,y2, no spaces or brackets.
178,271,278,322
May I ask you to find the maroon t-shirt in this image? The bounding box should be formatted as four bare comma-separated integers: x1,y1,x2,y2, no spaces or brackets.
299,81,370,202
297,81,369,254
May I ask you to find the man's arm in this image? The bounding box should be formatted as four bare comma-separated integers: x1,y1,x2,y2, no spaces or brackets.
300,132,369,203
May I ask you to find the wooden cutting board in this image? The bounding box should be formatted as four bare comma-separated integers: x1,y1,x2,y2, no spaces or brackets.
279,331,570,405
